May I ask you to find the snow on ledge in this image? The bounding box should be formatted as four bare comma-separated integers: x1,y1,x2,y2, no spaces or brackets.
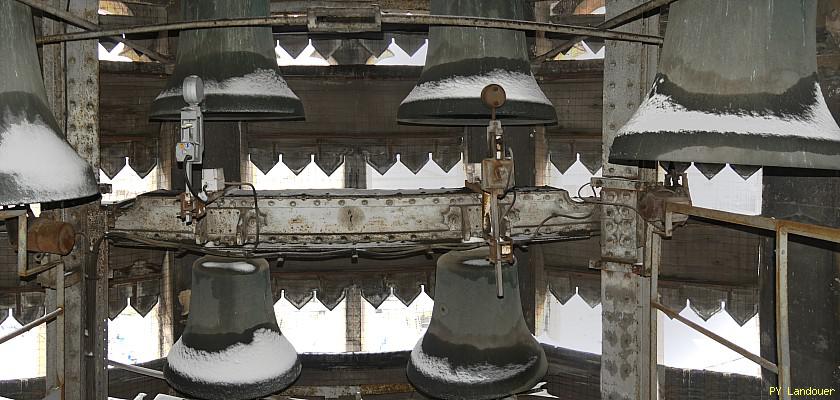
401,69,552,106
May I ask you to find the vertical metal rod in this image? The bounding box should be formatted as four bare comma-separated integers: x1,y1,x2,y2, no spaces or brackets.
17,214,27,276
490,193,504,298
56,258,65,396
775,229,791,400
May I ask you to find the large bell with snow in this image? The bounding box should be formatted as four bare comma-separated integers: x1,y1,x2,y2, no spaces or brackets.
0,0,98,206
397,0,556,126
150,0,304,121
165,256,300,399
610,0,840,170
406,249,547,399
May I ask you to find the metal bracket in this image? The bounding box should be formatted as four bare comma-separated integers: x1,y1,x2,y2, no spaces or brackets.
308,6,382,33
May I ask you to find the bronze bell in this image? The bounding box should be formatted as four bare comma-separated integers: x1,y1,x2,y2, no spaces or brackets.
397,0,557,126
0,1,98,206
150,0,304,121
165,256,300,399
610,0,840,170
406,249,547,399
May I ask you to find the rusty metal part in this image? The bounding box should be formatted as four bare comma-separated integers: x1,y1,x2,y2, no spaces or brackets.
25,218,76,255
6,215,75,278
177,192,206,223
111,188,598,250
638,185,690,225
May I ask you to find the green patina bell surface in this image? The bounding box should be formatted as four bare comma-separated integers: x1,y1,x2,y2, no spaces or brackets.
610,0,840,171
406,249,547,400
150,0,304,121
165,256,300,400
397,0,557,126
0,0,98,206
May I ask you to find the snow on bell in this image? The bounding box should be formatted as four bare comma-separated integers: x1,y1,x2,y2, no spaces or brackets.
165,256,300,400
610,0,840,171
150,0,304,121
397,0,557,126
0,1,98,206
406,249,547,399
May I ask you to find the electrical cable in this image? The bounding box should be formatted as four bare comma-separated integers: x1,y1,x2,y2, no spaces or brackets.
182,155,205,202
106,231,488,261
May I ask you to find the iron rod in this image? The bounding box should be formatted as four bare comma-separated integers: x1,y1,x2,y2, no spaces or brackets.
775,230,792,400
381,14,664,45
651,301,779,374
15,0,171,62
0,308,63,345
107,359,165,380
34,13,664,46
536,0,676,61
56,259,65,395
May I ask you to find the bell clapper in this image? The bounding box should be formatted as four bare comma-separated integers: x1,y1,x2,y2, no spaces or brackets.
477,84,515,298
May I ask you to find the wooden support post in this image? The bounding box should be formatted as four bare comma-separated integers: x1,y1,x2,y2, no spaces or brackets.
157,252,175,358
345,286,363,352
600,1,659,399
344,152,365,351
344,152,368,190
760,169,840,397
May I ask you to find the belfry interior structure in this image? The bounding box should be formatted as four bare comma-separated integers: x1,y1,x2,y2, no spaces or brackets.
0,0,839,399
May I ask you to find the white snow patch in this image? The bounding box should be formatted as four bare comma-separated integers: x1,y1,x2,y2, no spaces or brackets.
156,69,298,100
0,121,94,203
401,70,552,106
618,82,840,141
167,328,298,385
202,261,256,273
463,258,489,267
411,346,539,384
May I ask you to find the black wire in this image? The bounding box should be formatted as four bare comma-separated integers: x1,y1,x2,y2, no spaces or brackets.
503,189,517,219
107,232,487,261
182,155,204,201
532,210,595,238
